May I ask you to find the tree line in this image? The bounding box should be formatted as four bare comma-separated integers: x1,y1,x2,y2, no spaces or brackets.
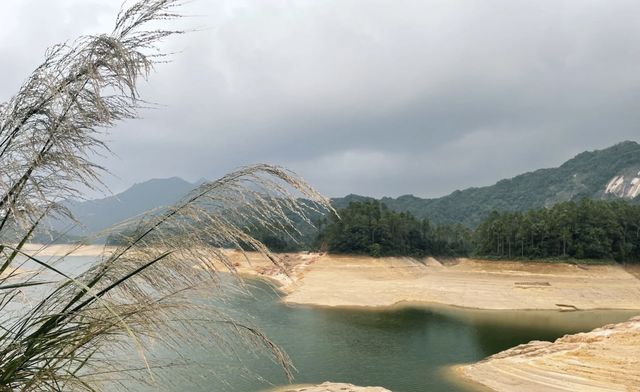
316,200,472,257
317,199,640,263
475,199,640,262
106,198,640,263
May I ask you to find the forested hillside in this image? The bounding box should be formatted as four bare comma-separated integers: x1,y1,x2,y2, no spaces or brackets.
320,199,640,263
334,141,640,227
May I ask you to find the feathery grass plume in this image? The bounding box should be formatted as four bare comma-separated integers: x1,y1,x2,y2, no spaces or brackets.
0,1,334,390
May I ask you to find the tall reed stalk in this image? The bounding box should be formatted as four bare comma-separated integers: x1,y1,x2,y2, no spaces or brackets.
0,1,332,390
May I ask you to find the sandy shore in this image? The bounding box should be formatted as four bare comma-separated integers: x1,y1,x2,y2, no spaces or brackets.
19,245,640,311
268,382,390,392
457,316,640,391
280,255,640,311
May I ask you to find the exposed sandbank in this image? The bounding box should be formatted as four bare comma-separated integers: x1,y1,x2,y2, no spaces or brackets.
268,382,390,392
277,254,640,311
457,316,640,392
243,252,640,392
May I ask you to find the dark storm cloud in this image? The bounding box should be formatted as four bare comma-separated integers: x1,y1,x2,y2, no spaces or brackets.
2,0,640,198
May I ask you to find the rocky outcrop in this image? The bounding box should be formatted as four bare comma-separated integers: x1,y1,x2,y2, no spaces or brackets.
459,316,640,391
604,173,640,198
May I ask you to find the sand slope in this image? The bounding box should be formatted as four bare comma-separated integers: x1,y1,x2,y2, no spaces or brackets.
458,316,640,391
282,255,640,311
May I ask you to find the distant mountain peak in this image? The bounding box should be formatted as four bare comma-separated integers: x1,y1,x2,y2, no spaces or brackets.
613,140,639,147
131,176,190,186
57,176,198,235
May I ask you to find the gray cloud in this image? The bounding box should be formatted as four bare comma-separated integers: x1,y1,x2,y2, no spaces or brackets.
1,0,640,198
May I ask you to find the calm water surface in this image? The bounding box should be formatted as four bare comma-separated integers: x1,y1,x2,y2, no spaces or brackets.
169,279,637,392
40,256,639,391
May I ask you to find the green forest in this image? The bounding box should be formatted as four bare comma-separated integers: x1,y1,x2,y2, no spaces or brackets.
316,200,472,257
318,199,640,263
474,199,640,262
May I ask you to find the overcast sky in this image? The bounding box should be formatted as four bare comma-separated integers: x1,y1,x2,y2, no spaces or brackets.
1,0,639,198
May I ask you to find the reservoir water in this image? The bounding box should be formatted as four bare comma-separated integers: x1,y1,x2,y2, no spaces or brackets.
33,256,639,391
158,278,637,392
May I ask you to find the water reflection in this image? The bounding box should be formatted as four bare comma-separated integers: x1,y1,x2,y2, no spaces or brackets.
36,259,637,392
220,282,638,392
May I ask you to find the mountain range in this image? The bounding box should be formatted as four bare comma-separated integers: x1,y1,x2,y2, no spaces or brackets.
55,140,640,236
334,140,640,226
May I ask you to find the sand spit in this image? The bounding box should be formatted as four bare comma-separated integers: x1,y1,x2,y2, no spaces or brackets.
270,382,390,392
458,316,640,392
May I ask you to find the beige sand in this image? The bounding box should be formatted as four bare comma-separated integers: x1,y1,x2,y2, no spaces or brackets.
458,316,640,392
0,265,33,278
222,250,322,287
15,246,640,311
268,254,640,391
268,382,390,392
18,243,117,257
280,255,640,311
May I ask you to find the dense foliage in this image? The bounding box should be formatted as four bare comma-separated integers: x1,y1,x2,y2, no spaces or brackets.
320,199,640,263
317,200,472,257
474,199,640,262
